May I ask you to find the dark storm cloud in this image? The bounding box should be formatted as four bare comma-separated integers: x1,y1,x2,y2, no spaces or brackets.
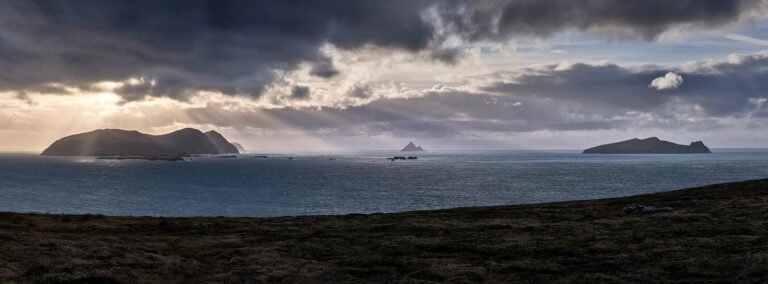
309,58,340,79
484,63,670,112
290,85,311,100
0,0,763,101
436,0,763,41
485,51,768,117
0,0,436,100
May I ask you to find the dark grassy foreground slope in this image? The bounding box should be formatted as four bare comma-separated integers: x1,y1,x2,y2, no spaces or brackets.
2,180,768,283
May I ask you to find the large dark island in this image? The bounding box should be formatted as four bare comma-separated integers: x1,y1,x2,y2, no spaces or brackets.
41,128,239,157
583,137,711,154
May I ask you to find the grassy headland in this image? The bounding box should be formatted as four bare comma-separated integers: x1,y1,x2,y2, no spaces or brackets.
1,179,768,283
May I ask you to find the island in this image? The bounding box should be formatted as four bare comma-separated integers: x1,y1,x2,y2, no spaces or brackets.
583,137,711,154
401,142,425,151
41,128,240,157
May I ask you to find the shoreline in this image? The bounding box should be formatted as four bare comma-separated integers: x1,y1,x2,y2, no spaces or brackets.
2,179,768,282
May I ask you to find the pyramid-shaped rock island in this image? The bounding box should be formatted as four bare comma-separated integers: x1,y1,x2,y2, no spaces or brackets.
401,142,425,152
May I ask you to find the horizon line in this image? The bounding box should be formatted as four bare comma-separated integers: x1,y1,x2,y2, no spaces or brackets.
3,147,768,154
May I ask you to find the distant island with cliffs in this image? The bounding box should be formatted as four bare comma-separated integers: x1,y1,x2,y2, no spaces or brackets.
584,137,711,154
41,128,241,157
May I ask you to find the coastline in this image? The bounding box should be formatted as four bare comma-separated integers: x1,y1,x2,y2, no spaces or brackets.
2,179,767,282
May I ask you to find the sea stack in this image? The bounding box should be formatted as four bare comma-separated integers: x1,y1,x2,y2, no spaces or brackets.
401,142,425,152
583,137,711,154
41,128,240,156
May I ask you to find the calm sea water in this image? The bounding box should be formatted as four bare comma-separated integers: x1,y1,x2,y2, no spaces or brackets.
1,150,767,217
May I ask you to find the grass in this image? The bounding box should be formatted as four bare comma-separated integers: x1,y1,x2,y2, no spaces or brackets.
1,179,767,283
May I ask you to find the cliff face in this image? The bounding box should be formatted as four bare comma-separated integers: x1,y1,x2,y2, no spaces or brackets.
231,142,246,153
41,128,240,156
583,137,711,154
204,131,240,154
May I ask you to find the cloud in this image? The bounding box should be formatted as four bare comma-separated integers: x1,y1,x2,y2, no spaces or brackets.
480,51,768,116
0,0,765,102
0,0,438,101
435,0,766,41
290,85,311,100
649,72,684,90
176,91,633,137
724,33,768,46
5,48,768,146
346,85,374,99
309,57,340,78
165,88,737,145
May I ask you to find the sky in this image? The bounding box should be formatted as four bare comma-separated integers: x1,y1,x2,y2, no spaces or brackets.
2,0,768,151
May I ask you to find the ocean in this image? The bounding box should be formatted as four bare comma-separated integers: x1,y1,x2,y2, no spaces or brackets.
1,150,767,217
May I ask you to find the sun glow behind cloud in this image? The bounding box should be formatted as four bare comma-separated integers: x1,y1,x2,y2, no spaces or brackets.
2,1,768,151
